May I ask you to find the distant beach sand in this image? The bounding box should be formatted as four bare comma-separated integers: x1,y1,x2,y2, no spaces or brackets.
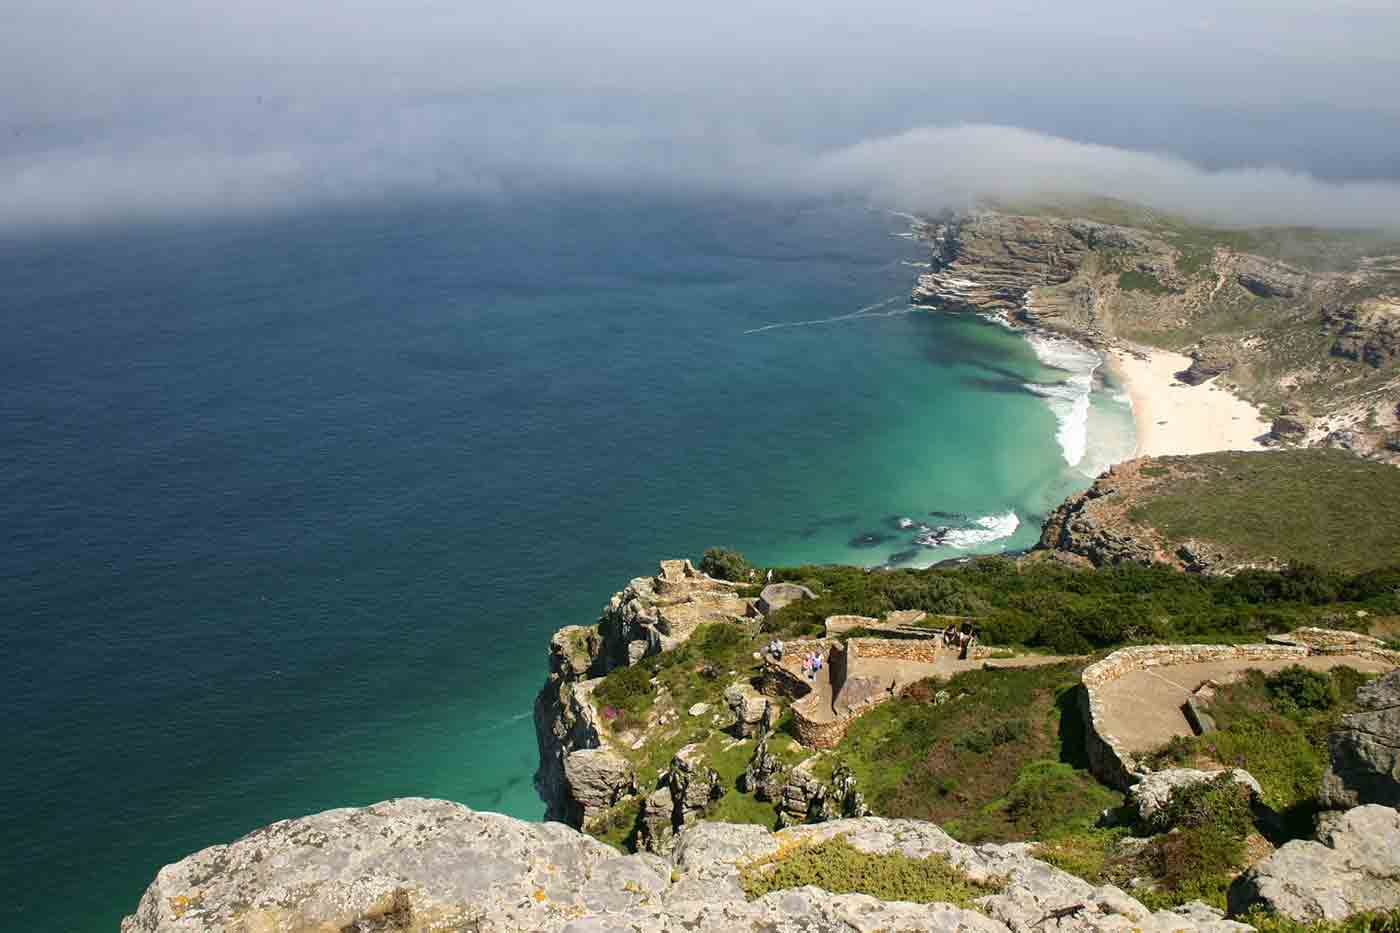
1107,347,1271,457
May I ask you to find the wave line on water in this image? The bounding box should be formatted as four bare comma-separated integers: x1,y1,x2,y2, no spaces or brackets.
743,296,909,335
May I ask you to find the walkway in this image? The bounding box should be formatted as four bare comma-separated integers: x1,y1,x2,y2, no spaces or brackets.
789,650,1073,724
1096,654,1394,754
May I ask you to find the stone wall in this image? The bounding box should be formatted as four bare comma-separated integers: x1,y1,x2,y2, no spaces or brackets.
1079,634,1400,789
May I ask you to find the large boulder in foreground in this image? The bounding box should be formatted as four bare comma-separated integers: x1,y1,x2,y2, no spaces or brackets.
123,799,1259,933
1229,805,1400,921
1322,670,1400,809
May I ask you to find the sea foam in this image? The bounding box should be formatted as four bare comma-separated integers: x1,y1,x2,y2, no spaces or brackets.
942,510,1020,549
1023,332,1102,470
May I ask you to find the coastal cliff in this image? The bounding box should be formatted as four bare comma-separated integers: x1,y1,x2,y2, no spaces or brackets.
533,559,756,825
912,206,1400,464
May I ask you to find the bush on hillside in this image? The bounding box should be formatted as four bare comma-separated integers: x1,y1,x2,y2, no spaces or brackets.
700,547,754,581
1266,665,1339,714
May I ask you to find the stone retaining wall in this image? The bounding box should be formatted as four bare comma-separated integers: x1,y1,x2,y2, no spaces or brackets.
1080,634,1400,789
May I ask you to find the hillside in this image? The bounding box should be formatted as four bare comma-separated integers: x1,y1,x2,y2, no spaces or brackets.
1040,449,1400,573
912,201,1400,463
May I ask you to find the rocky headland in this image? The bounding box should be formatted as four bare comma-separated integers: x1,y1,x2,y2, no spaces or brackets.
910,206,1400,464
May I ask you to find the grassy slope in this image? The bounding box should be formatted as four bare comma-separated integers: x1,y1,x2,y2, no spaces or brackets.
819,661,1120,843
1128,450,1400,572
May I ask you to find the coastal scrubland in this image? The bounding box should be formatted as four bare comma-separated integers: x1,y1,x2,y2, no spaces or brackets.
1128,450,1400,572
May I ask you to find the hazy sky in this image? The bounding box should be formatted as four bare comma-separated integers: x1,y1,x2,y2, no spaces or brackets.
4,0,1400,231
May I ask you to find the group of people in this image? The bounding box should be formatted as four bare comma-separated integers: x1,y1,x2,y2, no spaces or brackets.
766,639,826,681
941,621,982,659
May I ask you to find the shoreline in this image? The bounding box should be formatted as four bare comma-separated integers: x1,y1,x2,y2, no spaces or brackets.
1104,345,1271,458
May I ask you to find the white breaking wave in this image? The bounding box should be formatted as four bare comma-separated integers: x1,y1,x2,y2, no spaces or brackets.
742,296,908,335
942,510,1020,549
1023,332,1102,470
912,510,1020,550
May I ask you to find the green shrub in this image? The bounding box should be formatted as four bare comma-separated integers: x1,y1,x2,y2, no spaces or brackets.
1266,665,1339,714
739,835,1003,905
1145,773,1255,836
593,663,655,728
1241,908,1400,933
700,547,754,581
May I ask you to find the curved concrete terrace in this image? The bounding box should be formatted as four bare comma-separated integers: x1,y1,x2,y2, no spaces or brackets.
1080,628,1400,788
1097,654,1393,757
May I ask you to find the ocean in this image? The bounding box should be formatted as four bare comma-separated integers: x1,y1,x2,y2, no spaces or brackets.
0,189,1133,930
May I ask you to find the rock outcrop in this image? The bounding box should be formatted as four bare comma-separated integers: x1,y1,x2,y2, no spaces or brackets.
1229,805,1400,921
1129,769,1263,827
639,745,727,854
123,799,1261,933
1322,669,1400,809
1178,337,1238,385
1326,297,1400,368
534,560,756,824
1233,255,1308,299
1038,459,1165,568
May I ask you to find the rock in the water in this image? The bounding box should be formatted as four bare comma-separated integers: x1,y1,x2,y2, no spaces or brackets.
1130,768,1262,827
1229,804,1400,921
1322,669,1400,809
757,582,815,615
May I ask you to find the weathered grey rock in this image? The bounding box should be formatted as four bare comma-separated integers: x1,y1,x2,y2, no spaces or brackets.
640,746,727,854
1229,804,1400,921
757,582,815,615
739,735,787,801
1179,338,1237,385
1235,255,1307,299
724,682,775,738
1269,413,1312,444
1322,670,1400,809
1129,768,1261,827
563,747,637,827
126,801,1269,933
1326,298,1400,368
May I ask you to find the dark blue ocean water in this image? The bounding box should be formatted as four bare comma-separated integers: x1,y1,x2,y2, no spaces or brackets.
1,190,1119,930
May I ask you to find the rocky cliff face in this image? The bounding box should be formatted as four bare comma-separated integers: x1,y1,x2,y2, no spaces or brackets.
122,798,1263,933
533,560,756,825
911,208,1400,465
1037,458,1178,569
1322,668,1400,810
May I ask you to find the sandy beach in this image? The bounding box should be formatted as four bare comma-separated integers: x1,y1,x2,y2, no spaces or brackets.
1106,347,1271,457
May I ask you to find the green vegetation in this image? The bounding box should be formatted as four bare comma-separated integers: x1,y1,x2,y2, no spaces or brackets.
739,835,1003,905
1145,665,1374,831
700,547,754,581
759,557,1400,655
1128,451,1400,573
820,662,1121,843
1118,269,1174,294
1241,909,1400,933
594,621,756,735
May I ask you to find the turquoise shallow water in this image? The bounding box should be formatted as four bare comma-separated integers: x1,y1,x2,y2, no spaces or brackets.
0,191,1129,930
